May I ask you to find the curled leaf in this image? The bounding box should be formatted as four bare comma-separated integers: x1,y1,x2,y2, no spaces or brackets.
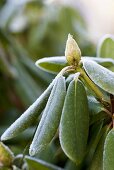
83,59,114,95
97,34,114,59
36,56,67,74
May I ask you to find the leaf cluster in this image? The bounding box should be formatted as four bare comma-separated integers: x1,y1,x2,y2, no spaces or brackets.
1,35,114,170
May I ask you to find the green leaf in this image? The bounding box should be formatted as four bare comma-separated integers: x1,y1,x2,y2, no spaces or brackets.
89,126,109,170
29,76,66,156
103,128,114,170
83,59,114,95
59,76,89,164
66,74,75,88
36,142,56,163
82,57,114,68
1,80,53,141
36,56,114,75
25,156,62,170
97,35,114,59
90,111,108,126
0,142,14,167
65,160,82,170
88,96,108,125
35,56,68,74
85,121,103,165
88,96,103,115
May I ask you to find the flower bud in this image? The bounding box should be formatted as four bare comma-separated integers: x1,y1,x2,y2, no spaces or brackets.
65,34,81,66
0,142,14,167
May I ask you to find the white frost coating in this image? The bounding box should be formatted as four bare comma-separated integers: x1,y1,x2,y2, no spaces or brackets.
35,56,66,65
35,56,67,74
83,59,114,95
1,80,54,141
82,57,114,65
29,76,66,156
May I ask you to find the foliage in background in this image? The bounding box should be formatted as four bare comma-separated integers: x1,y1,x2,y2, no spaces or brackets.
0,0,99,169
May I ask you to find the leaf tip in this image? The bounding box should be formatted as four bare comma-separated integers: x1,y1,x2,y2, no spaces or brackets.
29,147,36,156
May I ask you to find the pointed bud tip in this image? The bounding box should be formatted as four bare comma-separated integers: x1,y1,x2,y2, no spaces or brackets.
68,33,73,39
65,33,81,66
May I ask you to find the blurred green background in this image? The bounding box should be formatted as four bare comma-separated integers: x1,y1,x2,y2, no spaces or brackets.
0,0,101,169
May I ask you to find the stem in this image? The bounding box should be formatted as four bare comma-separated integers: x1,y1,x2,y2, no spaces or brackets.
112,114,114,128
110,94,114,114
78,68,109,106
103,108,112,117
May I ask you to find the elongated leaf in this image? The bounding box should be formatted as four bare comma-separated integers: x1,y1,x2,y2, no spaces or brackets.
90,111,108,126
88,96,103,115
88,96,108,125
65,160,82,170
85,121,103,165
36,56,114,75
97,35,114,59
82,57,114,68
89,126,109,170
29,76,66,156
25,156,63,170
59,77,89,164
66,74,75,88
37,142,56,163
103,128,114,170
1,81,53,141
83,59,114,95
36,56,67,74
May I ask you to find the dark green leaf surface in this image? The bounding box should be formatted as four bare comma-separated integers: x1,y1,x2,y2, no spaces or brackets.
103,129,114,170
1,81,53,141
29,76,66,156
65,160,82,170
88,96,108,125
89,126,109,170
83,59,114,95
88,96,103,115
66,74,75,88
86,121,103,165
25,156,62,170
97,35,114,59
59,76,89,164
